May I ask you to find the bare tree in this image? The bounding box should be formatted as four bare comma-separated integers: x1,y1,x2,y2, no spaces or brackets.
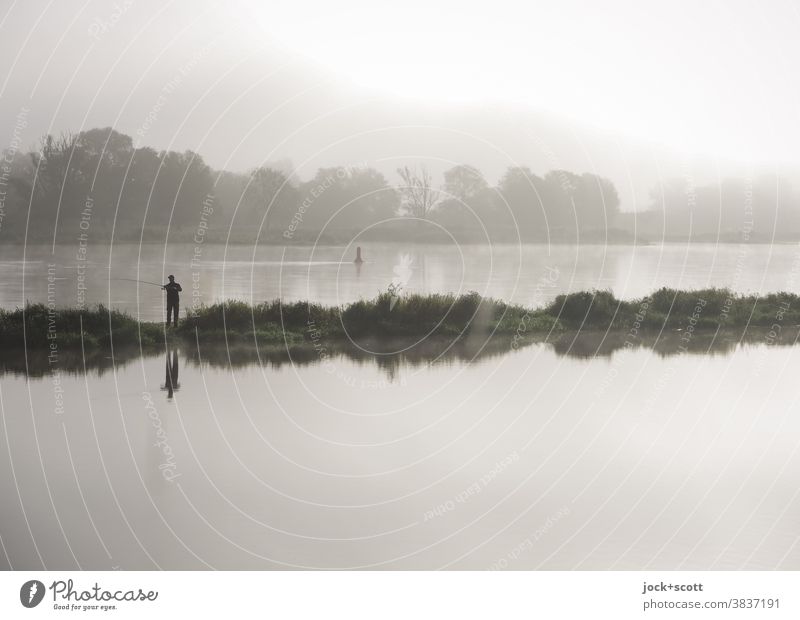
30,131,81,197
397,165,440,220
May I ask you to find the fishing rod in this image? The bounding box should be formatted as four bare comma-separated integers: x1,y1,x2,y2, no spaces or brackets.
111,277,165,288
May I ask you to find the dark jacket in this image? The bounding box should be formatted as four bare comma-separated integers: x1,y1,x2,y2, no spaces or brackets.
164,281,182,302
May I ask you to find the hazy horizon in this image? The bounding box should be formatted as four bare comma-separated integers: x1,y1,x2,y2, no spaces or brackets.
3,0,800,212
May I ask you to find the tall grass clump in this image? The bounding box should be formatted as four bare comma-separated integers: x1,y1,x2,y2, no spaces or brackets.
0,304,163,348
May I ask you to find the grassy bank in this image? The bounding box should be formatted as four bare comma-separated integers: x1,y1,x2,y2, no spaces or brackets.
3,288,800,351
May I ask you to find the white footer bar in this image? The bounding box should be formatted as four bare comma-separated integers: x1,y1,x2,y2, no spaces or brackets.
0,571,795,619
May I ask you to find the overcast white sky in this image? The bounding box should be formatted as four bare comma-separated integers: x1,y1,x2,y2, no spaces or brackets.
1,0,798,208
257,0,800,161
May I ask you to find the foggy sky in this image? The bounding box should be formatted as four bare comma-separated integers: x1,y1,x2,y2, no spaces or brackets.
1,0,798,211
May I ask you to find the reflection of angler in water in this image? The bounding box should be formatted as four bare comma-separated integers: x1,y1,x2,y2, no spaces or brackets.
160,348,180,399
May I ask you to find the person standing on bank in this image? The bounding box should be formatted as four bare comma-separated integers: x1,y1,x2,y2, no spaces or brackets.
162,275,182,327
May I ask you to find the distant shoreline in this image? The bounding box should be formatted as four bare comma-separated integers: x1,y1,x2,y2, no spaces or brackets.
6,238,800,248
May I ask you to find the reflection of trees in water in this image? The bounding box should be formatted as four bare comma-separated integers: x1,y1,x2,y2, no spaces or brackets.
185,336,527,381
0,346,144,378
3,326,799,378
548,330,770,359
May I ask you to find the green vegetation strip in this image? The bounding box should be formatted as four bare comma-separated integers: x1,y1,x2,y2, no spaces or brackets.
2,288,799,350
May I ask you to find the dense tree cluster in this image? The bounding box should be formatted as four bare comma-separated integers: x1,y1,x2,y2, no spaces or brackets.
0,127,623,244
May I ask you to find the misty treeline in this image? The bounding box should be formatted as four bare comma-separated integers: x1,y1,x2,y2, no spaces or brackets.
0,127,621,244
0,127,794,245
619,176,800,241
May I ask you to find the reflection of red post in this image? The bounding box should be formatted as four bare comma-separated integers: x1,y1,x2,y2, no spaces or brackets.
354,246,364,263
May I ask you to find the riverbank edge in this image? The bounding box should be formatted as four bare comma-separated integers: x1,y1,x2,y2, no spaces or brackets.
3,288,799,351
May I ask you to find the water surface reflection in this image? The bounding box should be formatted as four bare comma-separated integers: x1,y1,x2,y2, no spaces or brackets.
2,331,798,570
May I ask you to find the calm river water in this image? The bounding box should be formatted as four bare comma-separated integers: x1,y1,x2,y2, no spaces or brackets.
1,243,799,569
2,242,800,319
